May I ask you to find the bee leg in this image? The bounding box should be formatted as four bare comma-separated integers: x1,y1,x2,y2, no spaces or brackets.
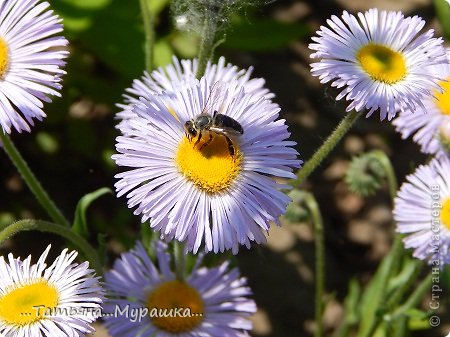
199,133,213,151
224,135,235,157
193,130,203,148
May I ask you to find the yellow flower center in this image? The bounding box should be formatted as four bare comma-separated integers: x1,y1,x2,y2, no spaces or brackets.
433,78,450,115
441,198,450,230
0,280,59,326
175,134,242,193
147,280,204,333
356,44,407,84
0,37,10,79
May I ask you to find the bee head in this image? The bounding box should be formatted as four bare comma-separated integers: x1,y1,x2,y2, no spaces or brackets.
184,120,197,140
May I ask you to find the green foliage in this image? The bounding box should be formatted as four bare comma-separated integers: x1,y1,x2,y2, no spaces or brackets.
435,0,450,40
284,189,311,223
72,187,112,238
223,18,310,51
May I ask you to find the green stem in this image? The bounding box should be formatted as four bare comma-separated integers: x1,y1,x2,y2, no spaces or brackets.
0,132,70,227
195,15,216,79
139,0,154,72
292,109,361,186
391,273,433,319
302,192,325,337
0,219,102,275
174,241,186,281
370,150,398,201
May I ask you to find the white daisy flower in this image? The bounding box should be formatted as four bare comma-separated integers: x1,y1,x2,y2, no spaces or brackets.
103,241,256,337
0,0,68,134
393,156,450,266
309,8,448,120
117,56,273,125
113,64,300,254
0,245,104,337
393,49,450,156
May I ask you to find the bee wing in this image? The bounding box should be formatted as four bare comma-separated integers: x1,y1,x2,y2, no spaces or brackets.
203,81,228,115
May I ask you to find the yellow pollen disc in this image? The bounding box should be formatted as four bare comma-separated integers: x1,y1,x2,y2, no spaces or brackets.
356,44,407,84
147,280,204,333
175,134,242,193
440,198,450,230
0,280,59,326
433,78,450,115
0,37,10,79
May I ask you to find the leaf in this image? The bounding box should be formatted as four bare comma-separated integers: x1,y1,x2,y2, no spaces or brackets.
72,187,112,238
146,0,171,16
223,18,310,51
52,0,112,34
434,0,450,40
357,237,404,337
75,0,146,78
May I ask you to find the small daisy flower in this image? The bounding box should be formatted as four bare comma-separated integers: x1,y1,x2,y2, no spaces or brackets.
103,241,256,337
393,50,450,156
0,245,104,337
393,156,450,266
113,65,300,254
117,56,273,125
309,8,448,120
0,0,68,134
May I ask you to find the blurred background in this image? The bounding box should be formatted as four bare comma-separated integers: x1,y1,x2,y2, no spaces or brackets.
0,0,449,336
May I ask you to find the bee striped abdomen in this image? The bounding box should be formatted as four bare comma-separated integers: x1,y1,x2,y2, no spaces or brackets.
214,113,244,135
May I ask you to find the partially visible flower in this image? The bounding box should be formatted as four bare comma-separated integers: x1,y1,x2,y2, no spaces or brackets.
0,246,104,337
114,64,300,254
104,241,256,337
0,0,68,134
117,56,272,125
393,156,450,266
393,49,450,156
309,8,448,120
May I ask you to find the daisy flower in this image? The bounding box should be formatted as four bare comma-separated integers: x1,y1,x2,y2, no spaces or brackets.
0,245,104,337
116,56,273,125
393,156,450,266
103,241,256,337
309,8,448,120
0,0,68,134
113,65,300,254
393,49,450,156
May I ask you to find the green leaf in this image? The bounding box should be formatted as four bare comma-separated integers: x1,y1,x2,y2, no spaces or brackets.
59,0,112,10
435,0,450,40
406,309,433,330
72,187,112,238
75,0,145,78
357,237,404,337
223,18,310,51
52,0,112,34
146,0,170,16
154,39,174,68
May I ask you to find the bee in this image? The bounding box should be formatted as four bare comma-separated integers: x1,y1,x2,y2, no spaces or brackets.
184,83,244,156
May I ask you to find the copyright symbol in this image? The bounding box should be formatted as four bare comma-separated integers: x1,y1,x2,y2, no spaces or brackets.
429,315,440,327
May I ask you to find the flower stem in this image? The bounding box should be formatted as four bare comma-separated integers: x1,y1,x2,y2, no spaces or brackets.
0,219,102,274
369,150,398,201
0,132,70,227
296,191,325,337
292,110,361,186
195,15,216,79
174,241,186,281
139,0,155,72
